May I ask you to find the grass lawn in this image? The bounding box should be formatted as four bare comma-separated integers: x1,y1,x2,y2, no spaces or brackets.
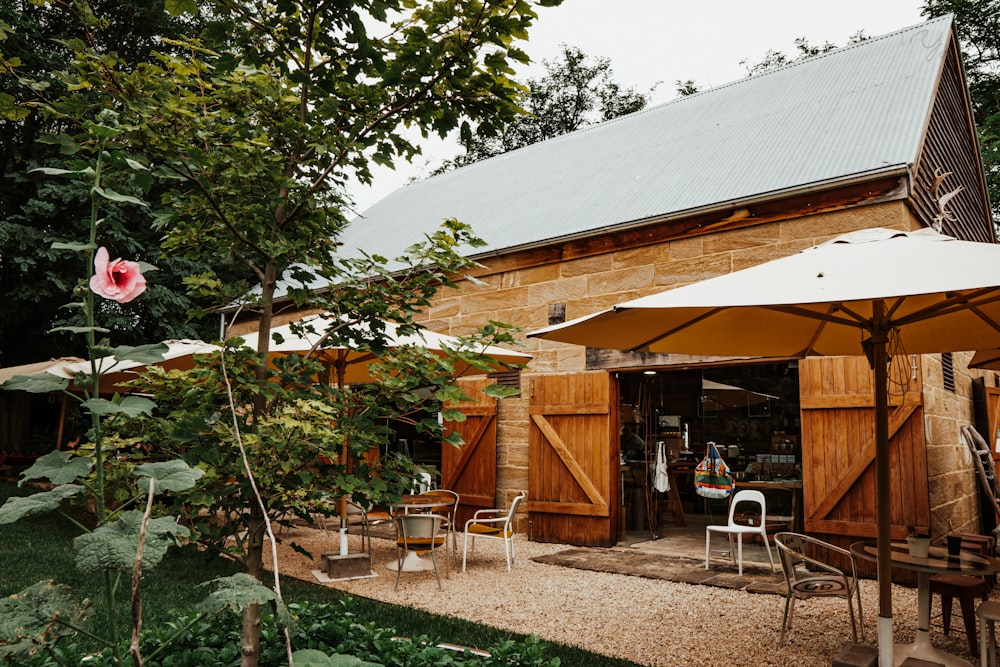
0,481,640,666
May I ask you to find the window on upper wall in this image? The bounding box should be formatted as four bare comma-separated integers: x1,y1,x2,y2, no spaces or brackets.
548,303,566,325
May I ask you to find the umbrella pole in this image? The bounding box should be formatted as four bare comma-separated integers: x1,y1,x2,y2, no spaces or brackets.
334,356,350,556
873,306,894,667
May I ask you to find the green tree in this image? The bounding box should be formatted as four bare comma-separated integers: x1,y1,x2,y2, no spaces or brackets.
0,0,223,367
6,1,555,665
739,32,868,76
922,0,1000,227
434,44,653,172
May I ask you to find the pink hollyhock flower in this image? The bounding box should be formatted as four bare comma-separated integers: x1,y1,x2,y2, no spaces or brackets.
89,247,147,303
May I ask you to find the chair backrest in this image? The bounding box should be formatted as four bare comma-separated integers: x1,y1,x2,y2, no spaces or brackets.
395,513,446,549
506,492,526,524
424,489,460,519
774,531,854,584
727,489,766,527
774,532,807,584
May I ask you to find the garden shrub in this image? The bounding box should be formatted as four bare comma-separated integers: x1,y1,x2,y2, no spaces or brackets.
5,599,560,667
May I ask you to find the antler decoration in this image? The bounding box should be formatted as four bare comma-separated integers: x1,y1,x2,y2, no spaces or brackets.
930,167,964,233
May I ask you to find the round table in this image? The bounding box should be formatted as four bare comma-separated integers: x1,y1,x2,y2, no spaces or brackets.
850,540,1000,667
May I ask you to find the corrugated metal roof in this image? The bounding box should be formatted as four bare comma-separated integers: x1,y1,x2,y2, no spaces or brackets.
338,15,953,263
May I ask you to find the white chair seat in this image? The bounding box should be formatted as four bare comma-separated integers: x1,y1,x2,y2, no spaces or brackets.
704,488,775,577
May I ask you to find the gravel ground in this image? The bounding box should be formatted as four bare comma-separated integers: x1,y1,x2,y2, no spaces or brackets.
268,526,978,667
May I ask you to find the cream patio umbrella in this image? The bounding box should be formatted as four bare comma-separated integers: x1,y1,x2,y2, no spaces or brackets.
239,313,532,386
44,340,221,393
969,348,1000,371
241,313,532,557
529,227,1000,666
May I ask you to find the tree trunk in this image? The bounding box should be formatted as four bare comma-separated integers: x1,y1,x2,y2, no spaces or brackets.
240,509,267,667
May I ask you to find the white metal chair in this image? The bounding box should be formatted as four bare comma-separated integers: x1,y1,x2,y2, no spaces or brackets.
462,492,525,572
977,600,1000,667
704,488,775,576
393,513,449,591
774,531,864,644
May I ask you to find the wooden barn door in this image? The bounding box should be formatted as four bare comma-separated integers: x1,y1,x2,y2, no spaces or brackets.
441,377,497,526
528,371,617,546
800,356,929,558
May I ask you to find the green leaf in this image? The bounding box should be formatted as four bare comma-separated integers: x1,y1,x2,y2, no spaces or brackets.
20,450,93,485
0,485,84,524
50,241,97,252
28,167,82,177
112,342,169,365
164,0,197,16
484,384,520,398
291,650,383,667
82,395,156,417
2,373,69,393
197,573,279,614
135,460,204,493
81,119,122,139
93,186,148,207
49,325,110,334
0,581,89,658
74,512,190,573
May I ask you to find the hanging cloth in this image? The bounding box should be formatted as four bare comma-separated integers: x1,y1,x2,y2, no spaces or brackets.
654,441,671,493
694,442,734,499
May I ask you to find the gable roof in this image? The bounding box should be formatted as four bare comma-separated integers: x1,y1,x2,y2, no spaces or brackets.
339,15,955,264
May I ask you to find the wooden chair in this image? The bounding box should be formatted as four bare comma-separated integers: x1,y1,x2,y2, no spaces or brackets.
930,534,995,655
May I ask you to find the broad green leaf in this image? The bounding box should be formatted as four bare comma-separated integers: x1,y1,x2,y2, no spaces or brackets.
2,373,68,393
81,119,121,138
74,512,189,573
0,581,89,658
27,167,81,176
197,573,279,614
0,485,84,524
135,460,204,493
50,241,96,252
112,342,168,365
291,650,382,667
49,325,110,334
20,450,93,485
484,384,521,398
82,395,156,417
439,408,465,422
0,92,29,121
93,186,148,207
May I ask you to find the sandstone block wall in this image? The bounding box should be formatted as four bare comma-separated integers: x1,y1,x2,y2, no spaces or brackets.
924,351,997,538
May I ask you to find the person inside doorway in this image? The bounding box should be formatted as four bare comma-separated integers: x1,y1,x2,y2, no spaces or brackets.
621,425,646,462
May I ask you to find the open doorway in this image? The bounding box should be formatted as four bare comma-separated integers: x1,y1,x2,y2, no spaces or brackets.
617,361,801,550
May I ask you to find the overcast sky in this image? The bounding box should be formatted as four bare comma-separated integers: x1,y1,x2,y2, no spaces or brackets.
348,0,928,213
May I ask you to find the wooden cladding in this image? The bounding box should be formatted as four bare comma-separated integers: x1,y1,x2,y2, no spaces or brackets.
911,44,994,242
528,372,617,546
799,356,929,575
441,377,498,526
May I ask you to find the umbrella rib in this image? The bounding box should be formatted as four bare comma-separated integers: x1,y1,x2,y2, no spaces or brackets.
892,288,1000,330
627,308,721,351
